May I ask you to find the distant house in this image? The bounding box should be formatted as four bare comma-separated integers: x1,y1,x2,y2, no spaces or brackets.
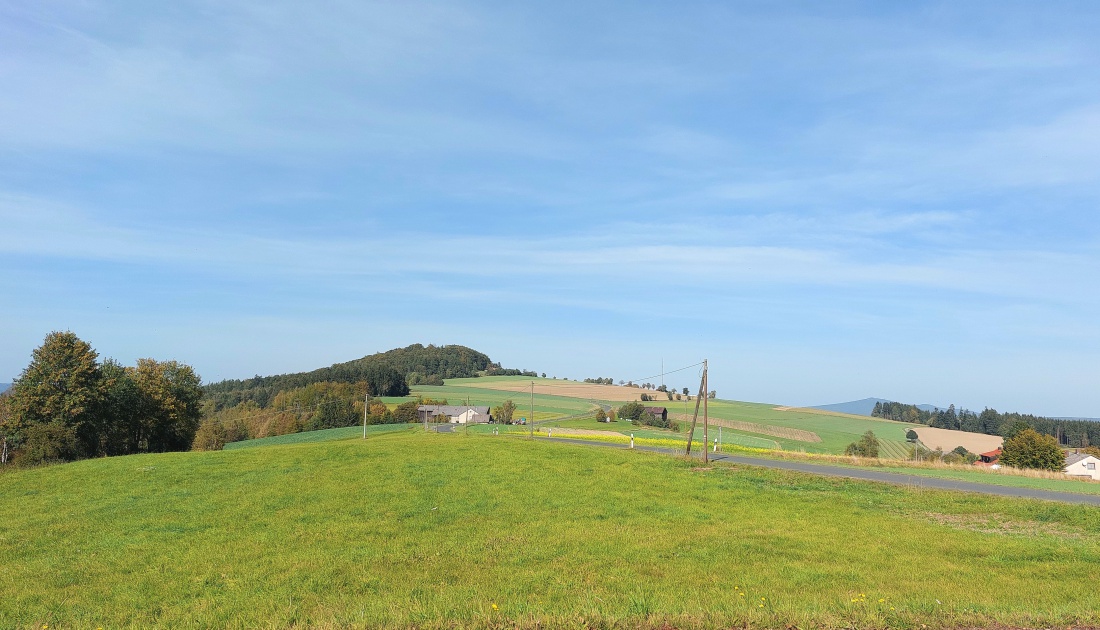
975,448,1002,466
643,407,668,422
417,405,492,424
1064,453,1100,481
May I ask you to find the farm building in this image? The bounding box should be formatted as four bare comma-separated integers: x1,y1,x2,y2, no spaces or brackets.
417,405,492,424
1064,453,1100,480
975,448,1002,466
644,407,668,422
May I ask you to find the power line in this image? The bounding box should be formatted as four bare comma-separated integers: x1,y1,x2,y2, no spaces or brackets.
614,361,705,388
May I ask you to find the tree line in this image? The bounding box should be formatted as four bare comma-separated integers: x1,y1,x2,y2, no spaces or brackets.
872,401,1100,447
0,332,203,466
193,380,425,451
201,344,532,411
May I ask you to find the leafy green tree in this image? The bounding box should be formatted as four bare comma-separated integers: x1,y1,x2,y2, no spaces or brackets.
191,417,227,451
9,331,103,458
1001,419,1031,439
844,431,880,458
1000,429,1065,471
99,359,147,456
131,359,204,452
393,401,420,423
492,399,516,424
595,408,608,423
905,429,919,441
618,401,645,421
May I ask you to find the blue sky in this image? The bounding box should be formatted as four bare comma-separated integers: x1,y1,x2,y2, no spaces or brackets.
2,1,1099,415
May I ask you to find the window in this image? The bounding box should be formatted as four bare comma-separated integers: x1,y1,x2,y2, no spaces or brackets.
1087,462,1096,471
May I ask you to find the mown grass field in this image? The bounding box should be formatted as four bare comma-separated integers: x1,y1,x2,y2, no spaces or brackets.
224,424,410,450
4,431,1100,629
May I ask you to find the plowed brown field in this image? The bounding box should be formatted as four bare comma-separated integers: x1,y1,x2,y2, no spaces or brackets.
912,426,1003,454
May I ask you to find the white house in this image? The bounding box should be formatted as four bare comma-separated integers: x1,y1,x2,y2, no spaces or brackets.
417,405,492,424
1064,452,1100,480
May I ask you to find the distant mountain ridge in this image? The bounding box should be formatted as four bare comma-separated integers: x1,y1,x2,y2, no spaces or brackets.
812,397,938,417
0,383,9,394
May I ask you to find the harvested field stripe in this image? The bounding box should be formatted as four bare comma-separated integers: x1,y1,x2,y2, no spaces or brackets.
672,413,821,442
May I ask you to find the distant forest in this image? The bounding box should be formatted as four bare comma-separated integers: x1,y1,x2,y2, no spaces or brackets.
196,344,537,448
203,344,533,410
872,401,1100,447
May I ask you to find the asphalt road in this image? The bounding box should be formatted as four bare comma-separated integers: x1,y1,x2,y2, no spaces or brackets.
533,436,1100,506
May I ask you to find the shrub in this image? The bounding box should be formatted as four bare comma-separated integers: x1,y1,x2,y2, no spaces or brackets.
844,431,880,458
192,418,227,451
16,422,79,466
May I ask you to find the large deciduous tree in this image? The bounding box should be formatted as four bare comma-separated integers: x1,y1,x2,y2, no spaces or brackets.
5,332,204,465
9,331,103,457
1000,429,1065,471
131,358,204,452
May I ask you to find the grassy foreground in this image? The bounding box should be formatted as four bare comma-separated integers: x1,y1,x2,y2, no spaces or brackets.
4,432,1100,629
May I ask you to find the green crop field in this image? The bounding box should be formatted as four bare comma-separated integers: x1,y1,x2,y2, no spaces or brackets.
431,377,921,457
3,431,1099,629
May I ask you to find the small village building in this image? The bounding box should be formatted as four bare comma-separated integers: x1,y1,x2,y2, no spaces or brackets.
417,405,492,424
1064,452,1100,481
644,407,668,422
975,448,1002,466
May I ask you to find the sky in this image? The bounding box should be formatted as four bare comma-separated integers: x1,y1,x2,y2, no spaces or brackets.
2,1,1099,416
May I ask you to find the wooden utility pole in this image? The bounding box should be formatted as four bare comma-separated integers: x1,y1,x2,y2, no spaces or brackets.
703,363,709,463
363,387,369,439
684,360,708,460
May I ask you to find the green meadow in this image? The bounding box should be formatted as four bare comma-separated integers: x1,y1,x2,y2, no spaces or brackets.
4,431,1100,629
429,377,917,454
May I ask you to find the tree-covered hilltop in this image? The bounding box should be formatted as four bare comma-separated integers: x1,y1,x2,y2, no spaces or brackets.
201,344,533,410
873,400,1100,447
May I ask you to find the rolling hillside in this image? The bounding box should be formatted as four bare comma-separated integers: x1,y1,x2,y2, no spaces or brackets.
424,377,920,457
4,431,1100,628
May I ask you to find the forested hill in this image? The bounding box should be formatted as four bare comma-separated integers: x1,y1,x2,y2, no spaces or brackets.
202,344,532,410
873,400,1100,448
